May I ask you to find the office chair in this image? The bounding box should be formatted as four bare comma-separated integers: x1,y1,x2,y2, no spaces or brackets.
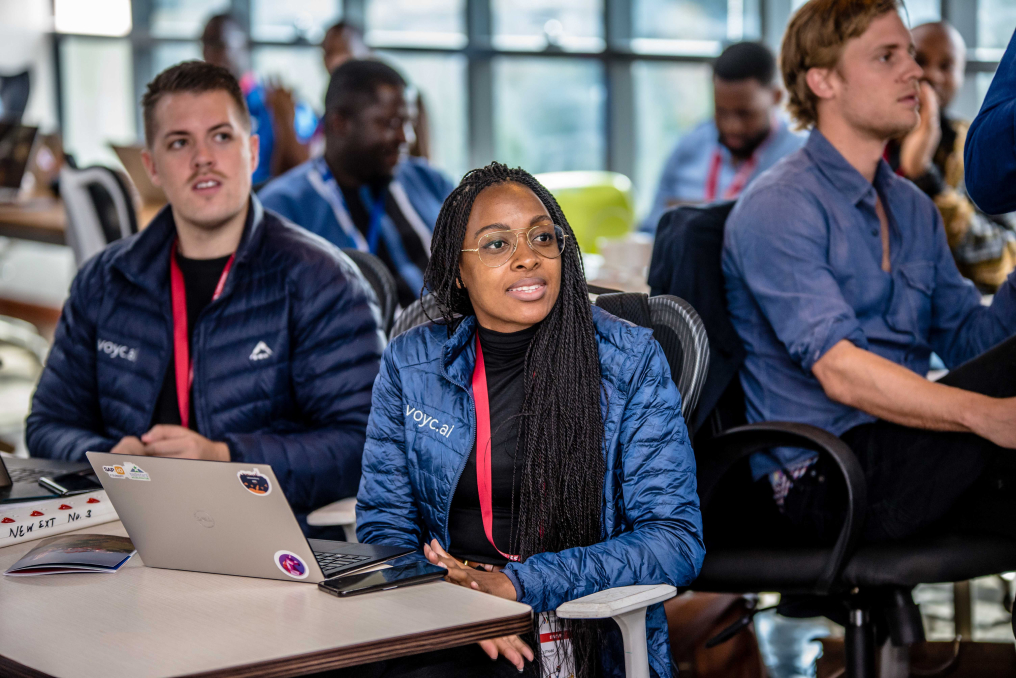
309,287,713,677
649,202,1016,678
389,292,444,340
0,71,30,124
341,249,397,336
60,166,138,267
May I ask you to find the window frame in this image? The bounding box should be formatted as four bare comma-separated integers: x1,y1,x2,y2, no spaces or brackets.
50,0,999,181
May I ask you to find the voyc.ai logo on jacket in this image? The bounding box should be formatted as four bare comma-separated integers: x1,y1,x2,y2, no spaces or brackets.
249,341,273,361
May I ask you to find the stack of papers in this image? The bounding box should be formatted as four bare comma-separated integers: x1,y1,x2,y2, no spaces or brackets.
4,533,135,576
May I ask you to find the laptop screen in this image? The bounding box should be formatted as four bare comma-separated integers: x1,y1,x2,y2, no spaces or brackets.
0,124,38,191
0,454,12,490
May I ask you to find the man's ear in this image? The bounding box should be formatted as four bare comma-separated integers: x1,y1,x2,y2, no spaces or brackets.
249,133,260,176
805,67,836,102
140,147,161,188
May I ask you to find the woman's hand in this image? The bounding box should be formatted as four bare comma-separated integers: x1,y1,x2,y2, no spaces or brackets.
478,634,534,671
423,541,532,670
423,540,517,601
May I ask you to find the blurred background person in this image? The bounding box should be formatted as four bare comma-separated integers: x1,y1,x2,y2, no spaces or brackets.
319,21,430,161
259,60,453,307
322,21,370,73
886,20,1016,292
641,41,804,233
201,13,318,185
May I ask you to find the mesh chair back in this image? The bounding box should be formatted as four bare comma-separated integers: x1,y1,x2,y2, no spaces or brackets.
60,166,138,267
648,295,710,422
595,292,710,423
390,293,445,339
341,249,398,335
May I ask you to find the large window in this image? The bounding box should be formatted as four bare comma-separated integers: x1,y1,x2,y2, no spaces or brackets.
51,0,1016,220
633,61,713,214
494,57,606,173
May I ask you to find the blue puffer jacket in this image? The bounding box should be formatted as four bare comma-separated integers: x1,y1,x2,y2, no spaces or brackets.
357,307,705,678
26,197,386,526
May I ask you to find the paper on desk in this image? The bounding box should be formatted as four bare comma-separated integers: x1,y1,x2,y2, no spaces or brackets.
4,533,135,576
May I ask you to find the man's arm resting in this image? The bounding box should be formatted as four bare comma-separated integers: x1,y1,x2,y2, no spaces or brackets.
813,340,1016,448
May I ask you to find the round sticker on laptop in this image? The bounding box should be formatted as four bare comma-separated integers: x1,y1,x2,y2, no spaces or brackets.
237,468,272,496
274,550,309,579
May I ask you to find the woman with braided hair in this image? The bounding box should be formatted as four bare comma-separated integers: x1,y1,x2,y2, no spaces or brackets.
354,163,704,678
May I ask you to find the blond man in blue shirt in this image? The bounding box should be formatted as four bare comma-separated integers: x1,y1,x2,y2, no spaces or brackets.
722,0,1016,545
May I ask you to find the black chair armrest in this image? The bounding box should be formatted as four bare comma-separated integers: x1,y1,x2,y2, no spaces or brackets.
698,422,867,595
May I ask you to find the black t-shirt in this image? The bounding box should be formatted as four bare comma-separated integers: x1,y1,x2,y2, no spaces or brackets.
447,323,538,566
337,180,429,308
151,252,232,429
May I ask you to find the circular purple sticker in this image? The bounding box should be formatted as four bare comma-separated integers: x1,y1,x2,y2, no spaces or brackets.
274,550,309,579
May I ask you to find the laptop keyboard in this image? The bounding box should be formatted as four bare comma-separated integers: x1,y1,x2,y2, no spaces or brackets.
313,551,372,577
7,467,49,483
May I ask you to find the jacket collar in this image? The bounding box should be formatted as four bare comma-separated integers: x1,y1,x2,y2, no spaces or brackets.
109,195,266,297
804,128,896,207
441,314,479,390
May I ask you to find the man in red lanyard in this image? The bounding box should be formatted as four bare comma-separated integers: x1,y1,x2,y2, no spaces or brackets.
26,61,385,533
642,41,805,233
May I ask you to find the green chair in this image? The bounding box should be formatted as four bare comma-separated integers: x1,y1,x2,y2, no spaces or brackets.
534,171,636,255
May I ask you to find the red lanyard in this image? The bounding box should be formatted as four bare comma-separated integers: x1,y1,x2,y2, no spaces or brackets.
704,148,759,202
471,333,520,563
169,240,234,430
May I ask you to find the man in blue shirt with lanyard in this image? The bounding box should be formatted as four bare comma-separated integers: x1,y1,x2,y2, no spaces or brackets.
719,0,1016,546
641,41,804,233
258,59,455,308
26,61,384,533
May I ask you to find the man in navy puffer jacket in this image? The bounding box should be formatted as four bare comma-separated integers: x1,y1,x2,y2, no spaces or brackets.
26,61,385,530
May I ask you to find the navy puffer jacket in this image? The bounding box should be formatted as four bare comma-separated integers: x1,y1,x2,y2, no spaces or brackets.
357,307,705,678
27,198,385,524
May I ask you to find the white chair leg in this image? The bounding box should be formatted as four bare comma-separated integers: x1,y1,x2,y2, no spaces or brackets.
342,522,358,543
613,607,650,678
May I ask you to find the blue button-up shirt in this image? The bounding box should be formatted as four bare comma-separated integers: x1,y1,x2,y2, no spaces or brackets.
641,117,805,233
723,129,1016,478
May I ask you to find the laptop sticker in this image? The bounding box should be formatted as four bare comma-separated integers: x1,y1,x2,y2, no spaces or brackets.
274,550,309,579
238,468,272,496
126,464,150,481
102,465,127,479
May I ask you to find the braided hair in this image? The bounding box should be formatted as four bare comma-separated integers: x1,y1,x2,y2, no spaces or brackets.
424,163,605,677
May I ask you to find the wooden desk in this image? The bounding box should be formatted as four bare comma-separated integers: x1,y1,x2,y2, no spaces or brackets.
0,522,532,678
0,199,66,245
0,200,164,246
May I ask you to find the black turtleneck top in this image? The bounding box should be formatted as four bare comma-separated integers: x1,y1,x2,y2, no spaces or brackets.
447,323,538,566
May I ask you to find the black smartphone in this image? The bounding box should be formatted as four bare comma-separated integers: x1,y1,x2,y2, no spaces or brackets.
38,469,103,496
318,561,446,597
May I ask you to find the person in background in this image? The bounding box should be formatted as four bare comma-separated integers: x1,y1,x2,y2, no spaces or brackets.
322,21,370,73
719,0,1016,547
319,21,432,160
641,41,804,233
886,21,1016,292
201,13,318,184
259,59,454,308
352,163,703,677
25,61,384,534
965,28,1016,214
